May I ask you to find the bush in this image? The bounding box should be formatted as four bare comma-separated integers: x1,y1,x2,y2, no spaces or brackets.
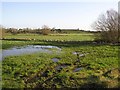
92,9,119,43
41,25,51,35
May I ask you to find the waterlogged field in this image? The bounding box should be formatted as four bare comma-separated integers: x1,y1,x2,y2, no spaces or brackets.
1,33,119,88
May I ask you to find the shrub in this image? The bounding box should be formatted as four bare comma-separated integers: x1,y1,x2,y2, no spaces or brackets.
41,25,51,35
92,9,119,43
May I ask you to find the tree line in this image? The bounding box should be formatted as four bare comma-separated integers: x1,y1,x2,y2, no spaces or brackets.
0,25,88,36
0,25,62,35
0,9,119,43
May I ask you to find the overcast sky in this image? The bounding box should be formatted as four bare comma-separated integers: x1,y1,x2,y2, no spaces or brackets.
1,0,118,30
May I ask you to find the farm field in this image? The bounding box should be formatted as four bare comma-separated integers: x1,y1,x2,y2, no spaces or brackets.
1,33,119,88
3,33,94,41
2,33,94,49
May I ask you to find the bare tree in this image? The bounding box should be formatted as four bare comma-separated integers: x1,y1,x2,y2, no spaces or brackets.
41,25,51,35
92,9,119,43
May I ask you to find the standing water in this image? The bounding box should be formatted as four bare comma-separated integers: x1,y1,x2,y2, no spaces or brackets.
0,45,61,61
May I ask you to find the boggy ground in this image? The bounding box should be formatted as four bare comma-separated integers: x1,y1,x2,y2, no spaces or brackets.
1,34,119,88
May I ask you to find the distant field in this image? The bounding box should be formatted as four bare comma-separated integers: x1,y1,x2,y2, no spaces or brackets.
2,33,95,49
61,30,93,34
3,33,95,42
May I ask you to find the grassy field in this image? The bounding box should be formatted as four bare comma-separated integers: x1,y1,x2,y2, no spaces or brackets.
2,33,94,49
3,33,94,41
1,33,119,88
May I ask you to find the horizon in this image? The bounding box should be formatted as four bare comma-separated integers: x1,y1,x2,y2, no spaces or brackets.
1,1,118,31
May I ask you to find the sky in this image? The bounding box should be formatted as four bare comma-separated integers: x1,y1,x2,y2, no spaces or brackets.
1,0,119,30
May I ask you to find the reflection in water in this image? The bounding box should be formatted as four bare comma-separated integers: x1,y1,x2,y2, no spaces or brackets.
73,67,83,72
55,65,68,70
1,45,61,61
51,58,60,62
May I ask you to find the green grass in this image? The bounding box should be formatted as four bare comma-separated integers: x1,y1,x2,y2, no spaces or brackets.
2,33,94,49
1,33,119,88
4,33,94,41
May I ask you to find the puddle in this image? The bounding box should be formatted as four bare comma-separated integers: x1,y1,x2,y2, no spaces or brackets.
73,67,83,72
1,45,61,61
55,64,68,70
33,45,61,50
72,52,78,55
73,51,89,57
51,58,60,62
79,54,85,57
